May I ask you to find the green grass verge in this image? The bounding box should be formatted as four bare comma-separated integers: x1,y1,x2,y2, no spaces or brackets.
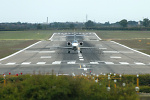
95,31,150,40
0,30,53,40
0,40,38,58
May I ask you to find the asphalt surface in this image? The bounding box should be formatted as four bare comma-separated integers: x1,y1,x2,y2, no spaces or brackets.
0,32,150,75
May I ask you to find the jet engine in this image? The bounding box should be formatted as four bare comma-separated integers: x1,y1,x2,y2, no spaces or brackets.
67,42,71,46
79,42,83,46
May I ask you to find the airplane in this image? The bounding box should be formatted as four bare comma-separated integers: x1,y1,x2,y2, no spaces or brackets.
66,34,83,53
58,34,96,53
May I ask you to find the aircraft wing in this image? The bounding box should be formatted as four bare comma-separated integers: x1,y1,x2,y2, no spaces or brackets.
79,47,96,49
49,46,73,49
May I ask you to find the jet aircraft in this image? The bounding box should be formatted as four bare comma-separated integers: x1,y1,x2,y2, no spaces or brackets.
58,34,95,53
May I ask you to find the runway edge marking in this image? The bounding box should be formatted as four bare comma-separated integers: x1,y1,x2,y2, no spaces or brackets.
111,41,150,57
49,33,56,41
94,33,102,40
0,41,42,61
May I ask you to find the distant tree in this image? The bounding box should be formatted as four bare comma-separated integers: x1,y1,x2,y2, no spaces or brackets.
37,24,42,29
119,19,128,27
69,23,75,29
85,20,95,28
143,18,150,27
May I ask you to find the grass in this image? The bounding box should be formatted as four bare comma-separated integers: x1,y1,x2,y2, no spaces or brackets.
0,40,38,58
114,39,150,55
1,30,150,58
95,31,150,40
0,30,53,40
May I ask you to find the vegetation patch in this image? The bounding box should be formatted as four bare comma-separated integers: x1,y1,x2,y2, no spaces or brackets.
0,75,139,100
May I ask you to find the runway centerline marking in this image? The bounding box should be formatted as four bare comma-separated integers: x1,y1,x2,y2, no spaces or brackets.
79,59,84,61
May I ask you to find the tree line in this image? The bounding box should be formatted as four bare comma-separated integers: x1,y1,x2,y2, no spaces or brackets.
0,18,150,31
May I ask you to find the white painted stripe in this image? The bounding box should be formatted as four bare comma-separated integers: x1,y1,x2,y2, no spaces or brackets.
111,41,150,57
79,56,83,58
41,56,51,58
22,62,31,65
39,51,55,53
103,51,119,53
6,62,16,65
49,33,56,41
78,68,91,71
52,61,61,64
99,48,107,50
37,62,46,64
119,51,134,53
90,62,99,64
67,61,76,64
79,59,84,61
26,51,55,53
0,41,42,61
134,62,145,65
94,33,102,40
110,56,121,59
119,62,129,64
105,62,114,64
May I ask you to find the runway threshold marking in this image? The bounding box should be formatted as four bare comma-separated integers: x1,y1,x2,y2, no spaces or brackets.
134,62,145,65
119,62,129,65
22,62,31,65
105,62,114,64
90,62,99,64
67,61,76,64
5,62,16,65
37,62,46,64
52,61,61,64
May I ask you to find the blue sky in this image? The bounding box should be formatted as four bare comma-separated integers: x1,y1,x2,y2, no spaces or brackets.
0,0,150,23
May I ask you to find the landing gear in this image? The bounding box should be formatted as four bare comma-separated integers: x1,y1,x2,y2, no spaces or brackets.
68,51,70,53
80,51,82,53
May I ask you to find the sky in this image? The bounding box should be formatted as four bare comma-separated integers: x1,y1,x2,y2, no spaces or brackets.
0,0,150,23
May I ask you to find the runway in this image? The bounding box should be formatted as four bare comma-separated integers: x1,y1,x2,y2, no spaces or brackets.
0,32,150,75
